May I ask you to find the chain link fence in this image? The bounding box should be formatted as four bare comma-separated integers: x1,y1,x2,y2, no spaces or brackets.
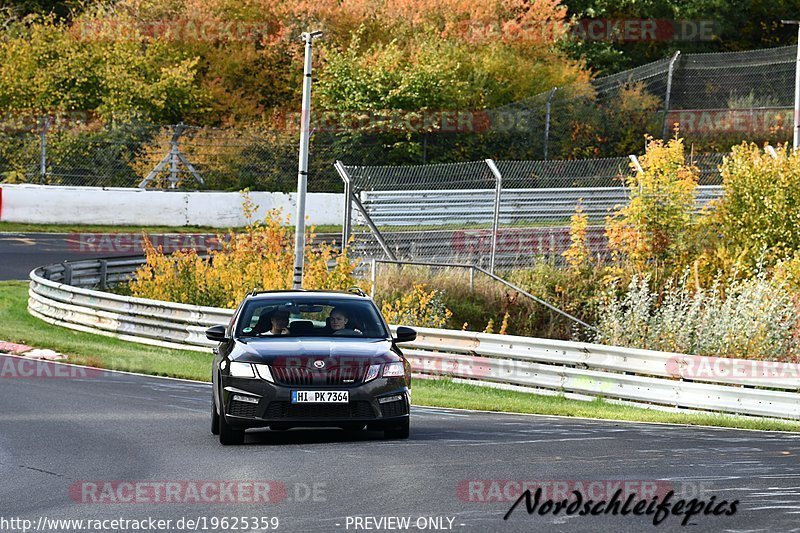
339,156,726,269
0,45,795,191
0,123,356,192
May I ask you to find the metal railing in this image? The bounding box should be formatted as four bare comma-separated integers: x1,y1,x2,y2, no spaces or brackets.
27,257,800,420
359,185,724,226
367,258,596,332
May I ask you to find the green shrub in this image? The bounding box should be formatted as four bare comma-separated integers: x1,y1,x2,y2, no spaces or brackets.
594,272,800,361
713,143,800,267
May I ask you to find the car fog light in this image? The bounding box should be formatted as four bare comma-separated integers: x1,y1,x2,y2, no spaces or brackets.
378,394,403,404
233,394,260,404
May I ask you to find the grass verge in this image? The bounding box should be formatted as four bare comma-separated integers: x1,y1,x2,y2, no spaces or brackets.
0,281,209,380
2,280,798,432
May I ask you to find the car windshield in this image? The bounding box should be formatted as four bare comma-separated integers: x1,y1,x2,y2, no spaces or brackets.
236,297,389,339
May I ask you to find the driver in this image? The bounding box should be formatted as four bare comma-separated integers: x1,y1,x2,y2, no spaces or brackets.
328,307,349,332
264,308,290,336
327,307,362,335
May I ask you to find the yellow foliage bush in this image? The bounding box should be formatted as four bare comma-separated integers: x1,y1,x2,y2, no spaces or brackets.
129,204,363,308
563,201,591,270
380,283,453,329
606,135,699,281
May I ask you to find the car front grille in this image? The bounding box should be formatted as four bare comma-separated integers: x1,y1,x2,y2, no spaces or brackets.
380,400,408,418
271,365,368,387
263,401,375,419
271,366,313,386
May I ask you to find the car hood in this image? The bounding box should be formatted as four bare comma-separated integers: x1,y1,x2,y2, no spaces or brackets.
231,337,398,366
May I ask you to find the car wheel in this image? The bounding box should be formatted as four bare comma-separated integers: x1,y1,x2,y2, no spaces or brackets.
218,406,245,445
211,400,220,435
384,419,409,439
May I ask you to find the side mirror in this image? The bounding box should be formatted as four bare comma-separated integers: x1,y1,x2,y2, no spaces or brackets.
393,326,417,344
206,325,228,342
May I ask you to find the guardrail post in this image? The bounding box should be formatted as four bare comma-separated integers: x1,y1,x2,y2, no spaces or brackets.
62,261,72,285
99,259,108,290
469,267,474,293
484,159,503,274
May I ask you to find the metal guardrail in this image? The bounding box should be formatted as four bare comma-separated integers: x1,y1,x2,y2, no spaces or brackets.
358,186,724,226
28,257,800,420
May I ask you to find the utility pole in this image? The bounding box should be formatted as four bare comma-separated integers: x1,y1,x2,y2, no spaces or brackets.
782,20,800,149
292,30,323,289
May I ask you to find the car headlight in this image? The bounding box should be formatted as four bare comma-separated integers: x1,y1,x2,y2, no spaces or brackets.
364,364,381,382
253,363,274,383
229,361,255,378
383,362,405,378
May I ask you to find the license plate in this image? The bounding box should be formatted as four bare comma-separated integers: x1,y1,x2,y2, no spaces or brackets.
291,390,349,403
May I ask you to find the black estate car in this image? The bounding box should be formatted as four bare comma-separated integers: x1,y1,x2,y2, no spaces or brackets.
207,289,417,445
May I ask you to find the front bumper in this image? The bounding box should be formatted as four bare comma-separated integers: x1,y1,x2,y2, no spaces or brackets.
220,375,410,429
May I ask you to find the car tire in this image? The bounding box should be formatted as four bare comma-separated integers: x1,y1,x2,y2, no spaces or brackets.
218,406,245,445
211,400,220,435
384,419,409,439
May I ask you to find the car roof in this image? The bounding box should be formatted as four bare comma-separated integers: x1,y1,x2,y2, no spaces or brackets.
246,290,371,302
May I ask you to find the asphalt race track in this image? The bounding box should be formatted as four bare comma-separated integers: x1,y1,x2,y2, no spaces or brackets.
0,233,135,281
1,355,800,533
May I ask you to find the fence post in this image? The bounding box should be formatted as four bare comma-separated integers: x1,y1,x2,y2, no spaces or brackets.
370,259,378,296
662,51,681,138
628,154,644,173
334,161,352,250
765,145,779,159
484,159,503,274
544,87,557,160
629,154,644,196
469,267,474,293
334,162,397,261
39,117,50,184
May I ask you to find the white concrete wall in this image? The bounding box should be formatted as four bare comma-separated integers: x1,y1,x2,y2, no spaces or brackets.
0,184,343,227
